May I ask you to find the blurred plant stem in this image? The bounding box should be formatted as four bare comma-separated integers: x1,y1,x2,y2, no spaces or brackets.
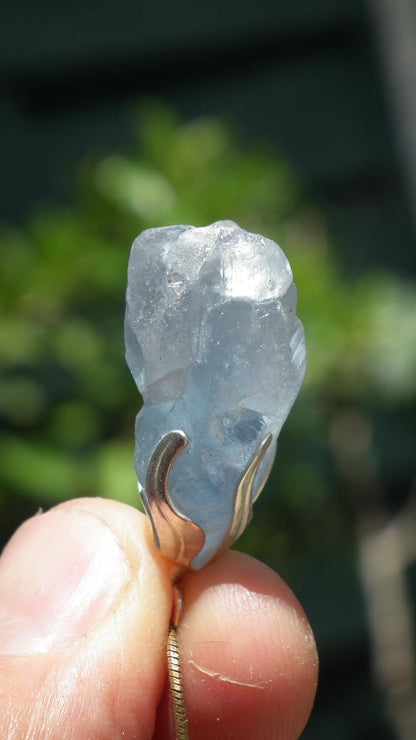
331,408,416,740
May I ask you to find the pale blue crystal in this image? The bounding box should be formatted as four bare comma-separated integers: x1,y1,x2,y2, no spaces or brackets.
125,220,306,567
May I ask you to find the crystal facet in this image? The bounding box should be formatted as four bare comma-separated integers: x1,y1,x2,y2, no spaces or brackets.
125,220,306,568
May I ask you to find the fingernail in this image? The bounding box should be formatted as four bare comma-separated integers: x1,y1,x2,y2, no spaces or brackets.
0,508,132,654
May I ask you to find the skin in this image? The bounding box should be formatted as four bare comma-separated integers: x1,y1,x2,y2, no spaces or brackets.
0,498,318,739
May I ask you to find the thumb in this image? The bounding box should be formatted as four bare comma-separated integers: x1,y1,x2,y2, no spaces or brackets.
0,498,172,739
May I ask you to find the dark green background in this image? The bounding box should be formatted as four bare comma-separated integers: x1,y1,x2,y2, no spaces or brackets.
3,0,414,277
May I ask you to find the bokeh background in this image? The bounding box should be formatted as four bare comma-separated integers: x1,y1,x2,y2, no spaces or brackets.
1,1,416,738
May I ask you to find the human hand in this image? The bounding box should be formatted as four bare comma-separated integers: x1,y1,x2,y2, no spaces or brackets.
0,498,318,739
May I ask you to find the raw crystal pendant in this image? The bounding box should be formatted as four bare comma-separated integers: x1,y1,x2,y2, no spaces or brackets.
125,220,306,570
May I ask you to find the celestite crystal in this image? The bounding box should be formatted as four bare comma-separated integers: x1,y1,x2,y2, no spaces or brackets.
125,220,306,568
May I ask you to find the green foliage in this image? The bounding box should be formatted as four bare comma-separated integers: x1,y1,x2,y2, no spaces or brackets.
1,106,415,565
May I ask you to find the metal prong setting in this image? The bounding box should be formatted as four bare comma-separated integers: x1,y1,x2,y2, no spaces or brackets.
145,430,205,569
145,431,273,570
220,433,273,553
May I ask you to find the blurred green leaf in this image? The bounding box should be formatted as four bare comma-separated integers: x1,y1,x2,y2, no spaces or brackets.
0,436,91,502
95,440,142,509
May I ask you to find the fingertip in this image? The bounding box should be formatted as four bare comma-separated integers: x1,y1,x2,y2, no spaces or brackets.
156,551,318,740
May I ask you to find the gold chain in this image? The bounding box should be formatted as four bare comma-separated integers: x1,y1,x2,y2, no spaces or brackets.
167,624,189,739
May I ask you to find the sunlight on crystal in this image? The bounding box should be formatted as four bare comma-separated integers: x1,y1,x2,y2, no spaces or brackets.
126,221,306,567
